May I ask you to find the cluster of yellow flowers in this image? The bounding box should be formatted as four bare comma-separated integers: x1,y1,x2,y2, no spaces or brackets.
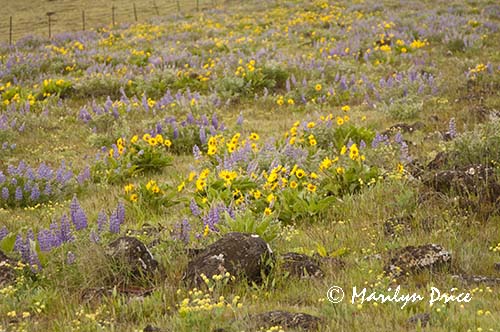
141,133,172,148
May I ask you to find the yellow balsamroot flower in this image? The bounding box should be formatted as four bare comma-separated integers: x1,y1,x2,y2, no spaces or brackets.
307,183,317,193
148,137,158,146
188,171,197,182
130,194,138,202
177,181,185,192
307,122,315,129
146,180,157,190
108,149,115,158
397,163,404,174
117,137,124,147
249,132,260,141
344,115,350,122
310,172,318,179
267,172,278,183
315,83,322,91
276,97,284,106
155,134,164,144
196,179,206,192
341,105,351,112
319,157,333,171
203,224,210,237
200,169,210,179
336,117,344,126
336,167,345,175
253,190,261,199
207,146,217,155
131,135,139,143
290,181,298,189
264,207,272,216
267,193,275,204
227,143,236,153
287,98,295,105
295,168,306,179
349,144,359,160
219,170,237,182
164,139,172,148
118,146,125,155
124,184,134,193
143,133,152,141
309,138,317,146
340,145,347,155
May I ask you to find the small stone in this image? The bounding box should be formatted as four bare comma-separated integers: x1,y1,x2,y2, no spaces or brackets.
0,250,16,287
182,232,274,287
281,252,323,278
385,244,451,278
407,312,430,327
452,274,500,285
106,236,158,278
253,311,322,331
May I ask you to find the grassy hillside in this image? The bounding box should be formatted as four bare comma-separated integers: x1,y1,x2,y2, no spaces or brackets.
0,0,500,331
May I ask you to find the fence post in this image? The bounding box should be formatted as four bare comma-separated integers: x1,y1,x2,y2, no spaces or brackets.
133,3,138,21
176,0,180,12
47,12,55,39
82,10,86,31
153,1,160,15
9,16,12,45
112,6,116,26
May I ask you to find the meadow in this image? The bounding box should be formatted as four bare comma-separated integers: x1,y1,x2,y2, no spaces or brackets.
0,0,499,331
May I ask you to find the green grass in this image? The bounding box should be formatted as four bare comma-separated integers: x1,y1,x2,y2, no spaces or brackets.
1,0,500,331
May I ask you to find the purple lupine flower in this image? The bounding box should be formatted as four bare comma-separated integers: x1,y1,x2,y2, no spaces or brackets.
190,198,201,217
70,196,88,231
173,218,191,244
173,126,179,139
44,183,52,196
78,107,92,123
359,140,366,149
30,184,40,201
49,221,62,248
89,231,100,243
77,166,90,184
1,187,8,200
236,113,243,126
109,211,120,234
66,251,76,265
199,126,207,145
400,142,412,162
0,171,6,184
38,229,53,252
448,117,457,139
97,210,107,233
211,113,219,129
193,145,201,160
394,132,403,145
59,214,75,243
29,249,42,272
15,186,23,201
0,226,8,241
187,113,195,124
203,205,220,232
116,202,125,225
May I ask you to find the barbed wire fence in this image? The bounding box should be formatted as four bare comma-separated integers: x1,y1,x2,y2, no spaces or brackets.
1,0,228,45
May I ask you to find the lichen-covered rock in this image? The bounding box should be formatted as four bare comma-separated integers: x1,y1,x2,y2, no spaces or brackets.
253,311,322,331
425,164,500,203
385,244,451,278
281,252,323,278
106,236,158,277
0,250,16,287
452,274,500,285
182,232,273,287
407,312,430,327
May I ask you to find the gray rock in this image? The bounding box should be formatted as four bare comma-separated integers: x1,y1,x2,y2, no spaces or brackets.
407,312,430,327
106,236,158,278
183,232,273,287
281,252,323,278
253,311,322,331
385,244,451,278
452,274,500,285
0,250,16,287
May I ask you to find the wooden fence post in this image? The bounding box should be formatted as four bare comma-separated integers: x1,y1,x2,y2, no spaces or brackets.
112,6,116,26
47,12,55,39
9,16,12,45
82,10,86,31
133,3,138,21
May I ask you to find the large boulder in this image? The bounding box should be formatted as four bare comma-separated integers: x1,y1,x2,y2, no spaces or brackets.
0,250,16,287
106,236,159,278
183,232,273,287
385,244,451,278
253,311,322,331
281,252,324,278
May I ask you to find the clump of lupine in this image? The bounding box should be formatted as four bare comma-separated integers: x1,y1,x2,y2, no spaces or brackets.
0,161,90,208
0,198,126,271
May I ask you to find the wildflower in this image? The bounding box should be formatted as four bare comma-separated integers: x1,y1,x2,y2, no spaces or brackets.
130,194,138,202
164,139,172,148
131,135,139,143
336,167,345,175
315,84,322,91
177,181,185,192
249,132,260,141
155,134,164,144
349,144,359,160
336,117,344,126
307,183,317,192
320,157,333,171
307,122,315,129
340,145,347,155
264,207,272,216
143,133,152,141
397,163,404,174
295,169,306,179
124,184,134,193
290,181,298,189
341,105,350,112
148,137,158,146
196,179,206,191
287,98,295,105
253,190,261,199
